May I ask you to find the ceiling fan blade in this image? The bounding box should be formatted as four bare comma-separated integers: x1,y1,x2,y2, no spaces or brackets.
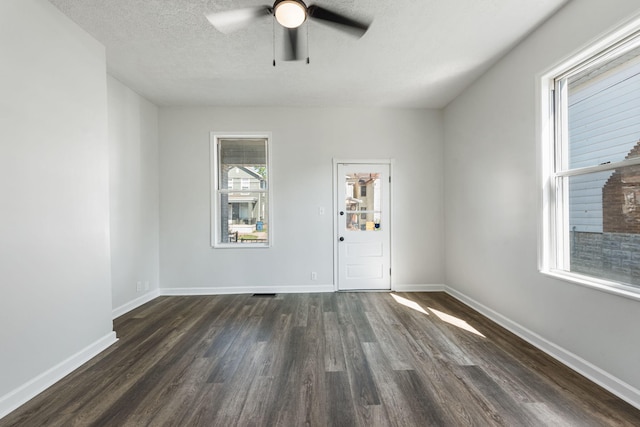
307,5,370,37
283,27,302,61
205,6,272,34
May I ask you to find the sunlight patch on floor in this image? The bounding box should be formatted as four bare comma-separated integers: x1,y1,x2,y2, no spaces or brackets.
389,293,485,338
428,307,485,337
390,293,429,315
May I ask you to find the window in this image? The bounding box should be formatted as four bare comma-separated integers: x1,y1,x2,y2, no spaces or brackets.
541,24,640,296
344,172,382,231
211,134,270,247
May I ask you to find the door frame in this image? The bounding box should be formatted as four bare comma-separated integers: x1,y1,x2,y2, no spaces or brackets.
333,159,394,291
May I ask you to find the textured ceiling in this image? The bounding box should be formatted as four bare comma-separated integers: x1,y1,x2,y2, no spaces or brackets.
48,0,568,108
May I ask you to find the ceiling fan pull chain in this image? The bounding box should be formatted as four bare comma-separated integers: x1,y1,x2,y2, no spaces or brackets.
272,16,276,67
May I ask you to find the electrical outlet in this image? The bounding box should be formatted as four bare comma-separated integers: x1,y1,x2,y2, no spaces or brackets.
318,207,325,215
311,272,317,281
136,281,142,292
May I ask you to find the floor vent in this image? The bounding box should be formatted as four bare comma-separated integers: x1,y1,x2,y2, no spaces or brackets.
252,293,276,297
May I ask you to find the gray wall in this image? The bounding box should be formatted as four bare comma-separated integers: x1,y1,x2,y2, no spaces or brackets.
444,0,640,401
108,76,160,313
0,0,114,408
159,107,444,291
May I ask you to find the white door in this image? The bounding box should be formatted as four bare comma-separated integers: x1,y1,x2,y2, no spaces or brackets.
336,163,391,290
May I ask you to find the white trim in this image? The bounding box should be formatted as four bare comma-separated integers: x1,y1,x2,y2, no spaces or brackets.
160,284,335,296
393,284,445,292
0,332,117,420
332,160,338,291
537,13,640,295
112,289,161,319
333,159,396,165
444,286,640,410
389,160,395,291
539,12,640,83
541,270,640,302
554,156,640,178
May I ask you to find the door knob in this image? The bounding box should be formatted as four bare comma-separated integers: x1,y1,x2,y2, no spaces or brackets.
340,211,344,216
339,236,344,242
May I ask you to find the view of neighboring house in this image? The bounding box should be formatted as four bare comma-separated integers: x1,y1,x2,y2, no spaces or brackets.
345,172,381,231
568,53,640,284
603,141,640,233
568,54,640,232
224,166,268,241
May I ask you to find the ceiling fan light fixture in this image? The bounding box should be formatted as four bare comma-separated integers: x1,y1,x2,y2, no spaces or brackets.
274,0,307,28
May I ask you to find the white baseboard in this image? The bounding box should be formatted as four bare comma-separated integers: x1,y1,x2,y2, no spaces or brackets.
160,284,335,296
0,332,117,420
112,289,161,319
393,284,445,292
444,286,640,410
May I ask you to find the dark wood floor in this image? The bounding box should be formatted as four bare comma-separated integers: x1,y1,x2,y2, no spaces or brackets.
3,292,640,426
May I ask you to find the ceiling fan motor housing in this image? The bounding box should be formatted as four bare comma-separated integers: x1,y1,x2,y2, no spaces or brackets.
274,0,308,28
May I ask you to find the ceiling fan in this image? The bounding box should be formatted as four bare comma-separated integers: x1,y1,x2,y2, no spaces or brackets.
205,0,371,62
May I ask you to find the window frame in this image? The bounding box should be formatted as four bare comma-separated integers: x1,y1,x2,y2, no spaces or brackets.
539,17,640,301
210,132,272,249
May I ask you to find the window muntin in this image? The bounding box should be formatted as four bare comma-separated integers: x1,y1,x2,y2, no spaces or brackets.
212,136,270,247
545,29,640,293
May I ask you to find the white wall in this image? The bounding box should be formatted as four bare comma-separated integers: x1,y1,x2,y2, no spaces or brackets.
444,0,640,404
0,0,115,413
159,107,444,292
108,76,160,314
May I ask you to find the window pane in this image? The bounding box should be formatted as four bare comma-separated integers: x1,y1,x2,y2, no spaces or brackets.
566,45,640,169
215,137,269,246
568,171,612,233
219,139,267,167
567,165,640,287
220,191,269,243
344,172,381,231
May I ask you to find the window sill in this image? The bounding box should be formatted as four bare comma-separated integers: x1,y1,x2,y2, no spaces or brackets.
541,269,640,302
213,243,270,249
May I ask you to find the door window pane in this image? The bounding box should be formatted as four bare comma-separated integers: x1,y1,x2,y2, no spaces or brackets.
344,172,381,231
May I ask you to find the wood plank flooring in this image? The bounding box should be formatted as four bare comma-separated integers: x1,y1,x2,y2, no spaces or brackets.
2,292,640,426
